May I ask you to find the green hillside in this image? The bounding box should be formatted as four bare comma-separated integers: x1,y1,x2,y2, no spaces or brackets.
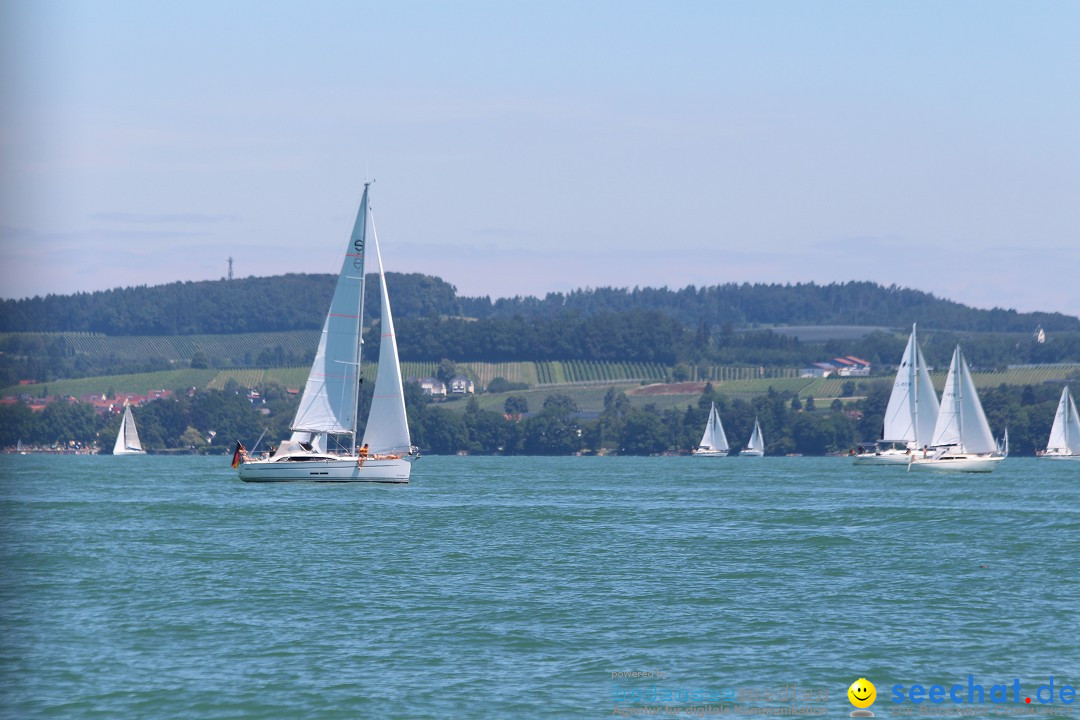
8,362,1077,414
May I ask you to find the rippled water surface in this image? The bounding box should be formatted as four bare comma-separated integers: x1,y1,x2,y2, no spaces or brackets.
2,455,1077,718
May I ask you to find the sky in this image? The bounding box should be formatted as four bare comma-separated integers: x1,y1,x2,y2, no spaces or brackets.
1,0,1078,316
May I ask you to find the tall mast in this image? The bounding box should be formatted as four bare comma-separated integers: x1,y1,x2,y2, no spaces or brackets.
1071,389,1076,450
350,182,370,454
911,324,919,447
955,347,964,450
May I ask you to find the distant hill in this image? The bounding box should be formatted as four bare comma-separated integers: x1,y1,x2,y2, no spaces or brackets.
462,282,1080,333
0,273,462,336
2,274,1077,335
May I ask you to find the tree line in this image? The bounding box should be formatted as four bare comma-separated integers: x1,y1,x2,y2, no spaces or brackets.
3,274,1076,336
411,381,1061,458
2,378,1067,458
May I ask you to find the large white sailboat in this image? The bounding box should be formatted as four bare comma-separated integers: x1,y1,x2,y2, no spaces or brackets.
741,417,764,457
237,184,417,483
908,345,1004,473
113,402,146,455
692,402,729,457
853,324,939,465
1038,386,1080,460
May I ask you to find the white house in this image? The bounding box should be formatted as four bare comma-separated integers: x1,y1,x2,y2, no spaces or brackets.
450,376,475,394
415,377,447,397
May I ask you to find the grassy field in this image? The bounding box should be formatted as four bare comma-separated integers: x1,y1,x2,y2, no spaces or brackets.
0,330,321,364
6,362,1077,410
4,367,310,399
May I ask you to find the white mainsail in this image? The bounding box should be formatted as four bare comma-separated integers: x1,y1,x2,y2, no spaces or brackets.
745,418,764,455
1046,386,1080,455
113,403,145,455
360,219,412,456
929,346,996,454
882,324,939,449
698,403,729,452
290,189,368,444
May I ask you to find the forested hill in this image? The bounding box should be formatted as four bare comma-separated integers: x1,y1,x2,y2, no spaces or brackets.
463,283,1080,332
2,274,1076,335
0,274,460,335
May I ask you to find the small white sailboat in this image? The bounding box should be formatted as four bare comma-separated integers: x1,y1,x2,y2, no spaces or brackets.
741,417,764,457
692,402,729,457
113,402,146,455
237,183,417,483
1038,386,1080,460
908,346,1004,473
854,324,939,465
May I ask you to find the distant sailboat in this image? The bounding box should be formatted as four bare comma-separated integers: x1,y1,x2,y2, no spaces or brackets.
113,402,146,455
854,324,939,465
908,346,1004,473
692,402,729,457
741,417,764,457
1038,386,1080,460
237,183,417,482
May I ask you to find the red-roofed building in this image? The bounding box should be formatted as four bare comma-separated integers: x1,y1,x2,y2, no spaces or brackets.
801,362,838,378
803,356,871,378
834,356,871,376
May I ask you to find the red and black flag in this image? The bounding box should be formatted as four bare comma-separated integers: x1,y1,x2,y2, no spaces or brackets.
231,441,246,469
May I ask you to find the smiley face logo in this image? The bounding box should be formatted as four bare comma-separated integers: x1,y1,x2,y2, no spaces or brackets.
848,678,876,709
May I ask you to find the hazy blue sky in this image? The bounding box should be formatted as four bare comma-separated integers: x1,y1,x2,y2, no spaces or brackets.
2,1,1077,314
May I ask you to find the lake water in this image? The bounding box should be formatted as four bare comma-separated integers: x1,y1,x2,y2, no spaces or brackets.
1,455,1077,719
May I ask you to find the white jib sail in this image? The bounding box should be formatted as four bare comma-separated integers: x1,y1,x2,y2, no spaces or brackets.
291,189,368,438
360,219,412,455
1047,386,1080,454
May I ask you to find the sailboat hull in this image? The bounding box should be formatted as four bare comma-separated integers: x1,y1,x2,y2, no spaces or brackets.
907,454,1004,473
739,449,764,457
852,449,911,465
113,448,146,456
692,449,729,457
1036,452,1080,461
238,455,413,483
